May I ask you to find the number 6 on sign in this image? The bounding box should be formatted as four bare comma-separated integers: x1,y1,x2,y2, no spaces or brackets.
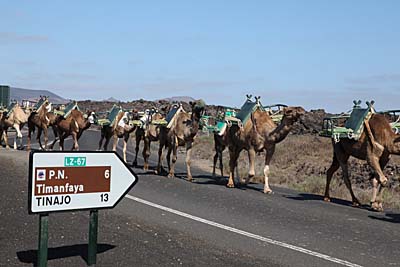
104,170,110,179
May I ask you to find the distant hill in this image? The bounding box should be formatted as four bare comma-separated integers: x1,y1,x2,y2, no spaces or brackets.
10,87,68,104
159,96,196,103
103,97,120,103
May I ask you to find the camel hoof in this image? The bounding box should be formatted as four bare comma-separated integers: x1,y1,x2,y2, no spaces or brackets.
352,201,361,207
263,189,273,194
168,173,174,178
371,202,384,212
381,179,388,187
323,197,331,202
226,183,235,188
187,177,195,182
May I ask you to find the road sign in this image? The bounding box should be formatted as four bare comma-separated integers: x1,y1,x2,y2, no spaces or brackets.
29,151,138,214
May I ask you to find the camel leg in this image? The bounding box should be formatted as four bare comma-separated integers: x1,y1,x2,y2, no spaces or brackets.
366,145,388,187
133,134,141,167
112,134,118,151
143,138,151,171
227,147,240,188
166,146,172,171
122,133,129,163
186,141,193,181
324,153,340,202
212,149,218,177
219,149,224,177
59,133,68,151
3,130,9,149
71,131,79,151
43,127,49,150
49,126,58,150
168,140,178,178
371,154,390,211
98,127,105,150
13,123,22,150
37,127,44,150
242,148,256,185
156,142,165,174
263,145,275,194
337,155,359,206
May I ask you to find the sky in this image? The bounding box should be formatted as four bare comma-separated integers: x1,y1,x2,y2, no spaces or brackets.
1,0,399,113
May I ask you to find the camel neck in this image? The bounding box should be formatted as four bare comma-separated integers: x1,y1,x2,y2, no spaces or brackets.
388,134,400,155
268,117,295,143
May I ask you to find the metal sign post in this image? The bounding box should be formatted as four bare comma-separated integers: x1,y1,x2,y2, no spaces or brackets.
29,151,138,266
88,210,98,266
38,213,49,267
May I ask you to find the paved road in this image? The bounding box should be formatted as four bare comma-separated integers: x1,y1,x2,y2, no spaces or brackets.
1,129,399,266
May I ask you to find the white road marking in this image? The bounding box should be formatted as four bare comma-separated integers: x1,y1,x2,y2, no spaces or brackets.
125,195,362,267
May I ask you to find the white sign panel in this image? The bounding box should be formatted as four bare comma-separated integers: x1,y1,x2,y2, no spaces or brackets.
29,151,138,213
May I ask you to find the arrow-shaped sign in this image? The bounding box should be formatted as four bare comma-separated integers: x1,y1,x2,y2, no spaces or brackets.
29,151,138,214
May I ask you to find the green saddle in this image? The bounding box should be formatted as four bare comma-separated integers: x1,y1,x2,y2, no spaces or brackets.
5,102,17,115
319,100,375,142
55,101,80,118
34,97,48,112
235,100,264,125
97,105,123,126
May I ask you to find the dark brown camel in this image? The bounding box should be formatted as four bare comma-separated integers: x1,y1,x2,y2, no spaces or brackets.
27,101,59,150
227,106,305,193
52,109,95,150
324,113,400,211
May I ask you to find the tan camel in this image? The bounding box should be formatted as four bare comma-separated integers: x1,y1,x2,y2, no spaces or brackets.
324,113,400,211
227,106,305,193
98,110,138,163
133,110,165,171
53,109,95,150
157,100,205,180
27,101,59,150
2,103,31,149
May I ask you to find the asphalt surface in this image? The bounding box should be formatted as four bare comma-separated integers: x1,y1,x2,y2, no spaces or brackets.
1,129,399,267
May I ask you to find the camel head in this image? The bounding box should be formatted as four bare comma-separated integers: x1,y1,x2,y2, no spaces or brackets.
282,106,306,123
189,99,206,120
85,111,97,124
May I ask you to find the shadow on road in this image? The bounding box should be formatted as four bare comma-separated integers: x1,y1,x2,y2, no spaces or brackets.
17,243,115,266
369,213,400,223
285,193,372,209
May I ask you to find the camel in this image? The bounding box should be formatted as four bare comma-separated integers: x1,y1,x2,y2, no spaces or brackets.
133,109,165,171
1,103,31,149
98,110,138,163
53,109,96,150
156,100,205,180
324,113,400,211
226,106,305,193
27,100,59,150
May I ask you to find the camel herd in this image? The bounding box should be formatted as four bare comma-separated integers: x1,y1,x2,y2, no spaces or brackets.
1,96,399,212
